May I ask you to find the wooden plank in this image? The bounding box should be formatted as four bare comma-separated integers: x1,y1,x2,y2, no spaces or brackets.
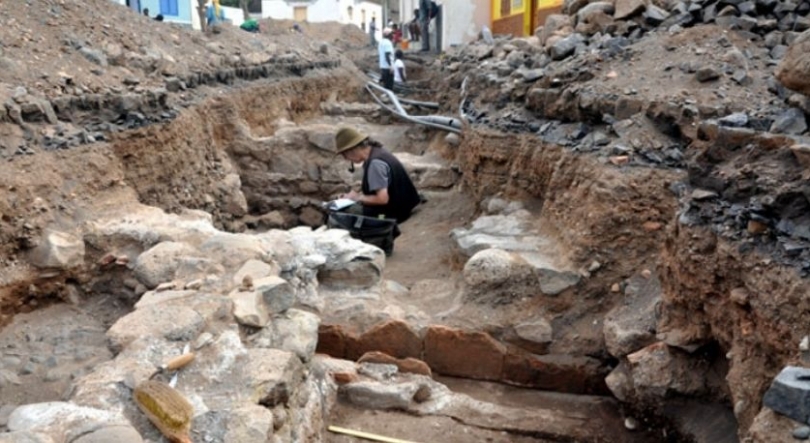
327,425,422,443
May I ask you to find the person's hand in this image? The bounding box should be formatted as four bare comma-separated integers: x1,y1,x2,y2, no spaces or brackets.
340,190,362,202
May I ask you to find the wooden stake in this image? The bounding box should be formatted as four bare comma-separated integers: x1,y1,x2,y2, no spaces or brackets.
327,425,422,443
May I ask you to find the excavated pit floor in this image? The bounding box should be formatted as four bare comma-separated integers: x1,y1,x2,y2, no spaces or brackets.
0,115,666,442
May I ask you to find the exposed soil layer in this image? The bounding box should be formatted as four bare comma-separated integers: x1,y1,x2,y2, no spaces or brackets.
2,0,810,440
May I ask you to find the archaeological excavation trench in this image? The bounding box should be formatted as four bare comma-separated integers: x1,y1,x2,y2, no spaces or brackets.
0,63,736,443
4,9,810,441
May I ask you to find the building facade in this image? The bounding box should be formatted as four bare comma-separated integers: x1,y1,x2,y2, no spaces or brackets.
395,0,561,51
111,0,199,28
491,0,563,37
261,0,382,39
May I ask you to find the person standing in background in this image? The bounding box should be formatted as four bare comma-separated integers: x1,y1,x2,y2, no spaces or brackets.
419,0,430,51
391,24,402,47
369,16,377,47
206,0,226,27
408,9,420,42
378,28,395,90
393,49,406,85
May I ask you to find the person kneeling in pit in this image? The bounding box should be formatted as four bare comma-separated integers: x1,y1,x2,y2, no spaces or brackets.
333,127,421,254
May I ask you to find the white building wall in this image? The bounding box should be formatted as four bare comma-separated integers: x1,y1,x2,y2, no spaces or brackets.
306,0,342,22
221,5,246,24
337,0,382,39
262,0,381,41
191,1,202,30
397,0,488,50
262,0,295,19
440,0,487,48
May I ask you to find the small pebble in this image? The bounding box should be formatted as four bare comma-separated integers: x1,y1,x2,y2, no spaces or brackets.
794,426,810,440
2,357,21,367
43,370,63,383
19,362,36,375
44,356,58,368
624,417,639,430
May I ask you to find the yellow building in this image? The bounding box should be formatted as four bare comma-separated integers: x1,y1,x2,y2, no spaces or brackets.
491,0,563,37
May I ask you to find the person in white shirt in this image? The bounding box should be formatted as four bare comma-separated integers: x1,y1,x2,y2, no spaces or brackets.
378,28,395,90
393,49,406,84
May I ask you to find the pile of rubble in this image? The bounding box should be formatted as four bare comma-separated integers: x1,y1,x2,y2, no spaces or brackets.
437,0,810,272
0,0,350,157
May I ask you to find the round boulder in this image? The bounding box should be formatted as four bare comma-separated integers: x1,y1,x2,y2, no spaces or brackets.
463,248,537,304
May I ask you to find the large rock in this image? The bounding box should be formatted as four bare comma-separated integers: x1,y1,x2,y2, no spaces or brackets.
339,380,425,410
603,274,660,357
218,173,249,217
106,304,205,352
28,230,85,271
134,289,197,309
71,425,143,443
249,309,321,362
770,108,808,134
186,330,249,384
626,342,708,399
84,204,218,253
577,1,615,22
776,30,810,96
512,318,553,354
133,241,199,289
463,249,538,304
303,124,339,153
198,233,270,270
233,259,279,287
605,361,635,401
229,288,270,327
763,366,810,424
549,33,586,60
290,229,385,290
749,407,803,442
0,432,55,443
541,15,574,45
254,275,295,314
244,348,306,407
223,405,273,443
463,248,534,287
7,402,127,440
615,0,647,19
452,211,580,296
69,337,177,412
396,152,460,190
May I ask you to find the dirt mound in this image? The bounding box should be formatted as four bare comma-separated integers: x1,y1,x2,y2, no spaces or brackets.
258,18,369,49
0,0,336,97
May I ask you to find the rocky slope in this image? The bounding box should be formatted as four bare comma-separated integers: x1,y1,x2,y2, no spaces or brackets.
426,0,810,438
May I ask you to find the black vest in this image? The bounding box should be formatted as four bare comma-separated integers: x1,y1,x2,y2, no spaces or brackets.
361,147,420,223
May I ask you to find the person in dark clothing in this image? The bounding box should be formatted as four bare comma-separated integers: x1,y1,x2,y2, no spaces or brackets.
409,9,420,42
334,127,420,224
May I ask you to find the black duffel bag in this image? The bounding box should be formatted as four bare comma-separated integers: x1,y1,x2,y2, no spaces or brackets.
327,212,399,256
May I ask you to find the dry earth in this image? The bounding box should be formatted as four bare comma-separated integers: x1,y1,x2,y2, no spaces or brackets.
2,0,810,442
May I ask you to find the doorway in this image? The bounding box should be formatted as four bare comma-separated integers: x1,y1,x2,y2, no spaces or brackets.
294,6,308,22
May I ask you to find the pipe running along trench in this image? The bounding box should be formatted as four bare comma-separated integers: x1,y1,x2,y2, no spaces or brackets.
364,81,463,134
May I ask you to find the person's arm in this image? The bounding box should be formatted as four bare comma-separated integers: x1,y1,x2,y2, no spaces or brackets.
385,50,393,69
344,188,389,205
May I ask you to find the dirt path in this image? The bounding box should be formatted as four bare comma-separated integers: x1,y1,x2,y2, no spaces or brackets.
384,189,475,286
